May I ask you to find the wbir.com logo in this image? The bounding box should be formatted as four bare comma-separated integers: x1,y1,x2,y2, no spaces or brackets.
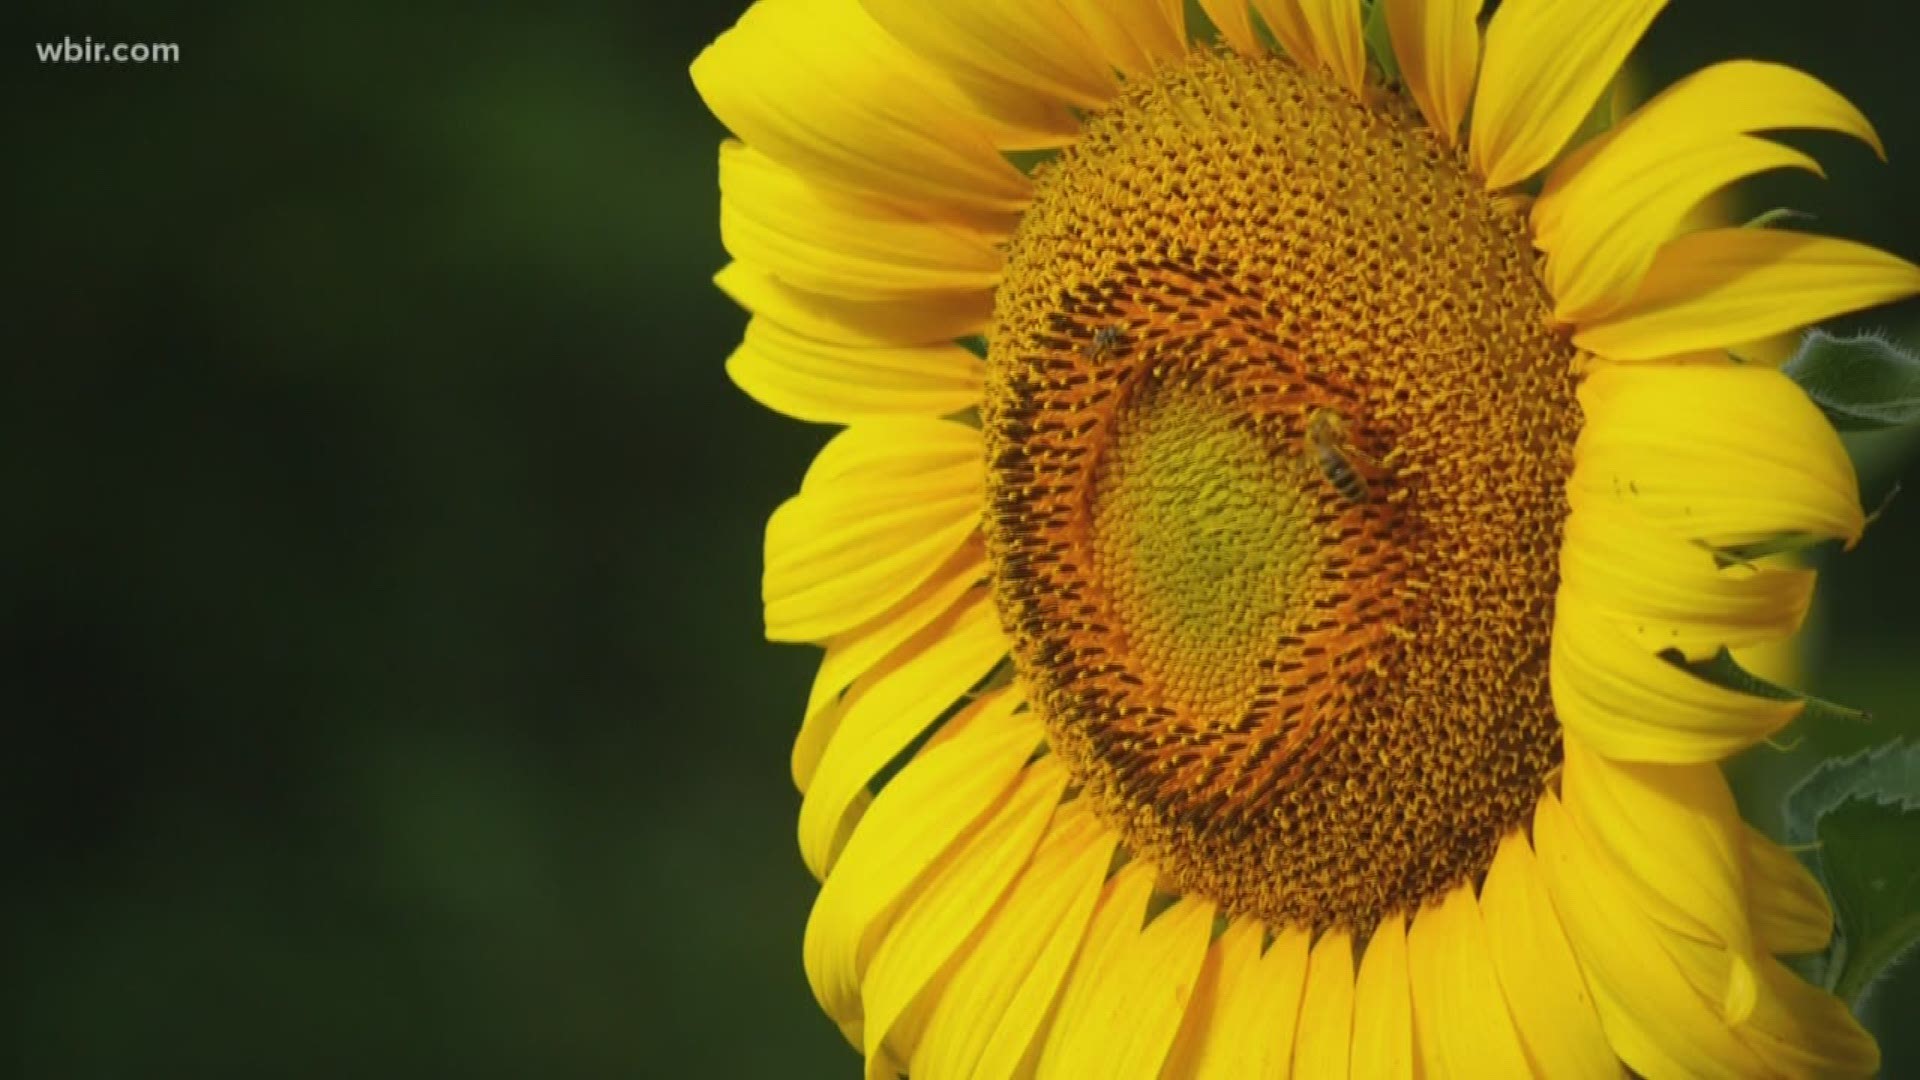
36,37,180,64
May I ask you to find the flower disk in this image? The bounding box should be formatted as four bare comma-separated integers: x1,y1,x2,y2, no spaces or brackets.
984,51,1581,931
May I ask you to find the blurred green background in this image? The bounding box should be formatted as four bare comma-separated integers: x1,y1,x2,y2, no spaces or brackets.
5,2,1915,1076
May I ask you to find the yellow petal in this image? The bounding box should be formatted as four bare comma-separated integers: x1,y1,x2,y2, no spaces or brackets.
1198,0,1262,55
1253,0,1367,94
1478,833,1617,1080
1160,924,1246,1080
716,263,992,347
799,599,1014,878
1744,826,1833,957
861,0,1117,112
1035,886,1215,1079
1559,739,1760,1023
1406,883,1532,1078
1162,922,1310,1080
1731,633,1800,691
1537,60,1884,247
720,142,1004,302
1351,914,1415,1080
1470,0,1666,189
728,317,985,426
1032,861,1153,1074
1383,0,1482,147
1248,1,1313,72
1653,922,1879,1077
1059,0,1188,79
953,91,1086,151
911,804,1116,1080
692,0,1030,210
794,538,985,792
1573,360,1865,548
1738,955,1880,1077
764,419,981,642
1532,791,1768,1079
863,758,1069,1070
1296,0,1368,95
1559,498,1814,662
798,412,973,492
1291,929,1354,1078
803,694,1045,1040
1546,136,1823,321
1550,588,1801,763
1573,228,1920,361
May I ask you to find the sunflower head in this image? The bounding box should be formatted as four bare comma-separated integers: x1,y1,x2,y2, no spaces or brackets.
696,0,1917,1075
984,48,1578,931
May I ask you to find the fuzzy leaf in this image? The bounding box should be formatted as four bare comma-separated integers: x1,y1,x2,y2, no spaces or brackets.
1782,329,1920,432
1819,798,1920,1006
1786,741,1920,845
1783,741,1920,1006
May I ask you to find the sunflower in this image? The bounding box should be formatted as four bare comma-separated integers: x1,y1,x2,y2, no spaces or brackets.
693,0,1919,1075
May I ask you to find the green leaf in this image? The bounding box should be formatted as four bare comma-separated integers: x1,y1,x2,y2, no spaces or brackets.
1663,646,1870,727
1819,798,1920,1005
1783,741,1920,1006
1744,207,1816,230
1691,481,1899,566
1183,0,1222,47
1564,73,1621,153
1783,329,1920,432
1691,533,1835,569
1363,0,1400,82
1786,740,1920,845
1004,148,1062,178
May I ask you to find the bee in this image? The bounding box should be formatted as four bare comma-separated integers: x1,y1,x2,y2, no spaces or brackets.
1081,323,1126,361
1305,407,1385,504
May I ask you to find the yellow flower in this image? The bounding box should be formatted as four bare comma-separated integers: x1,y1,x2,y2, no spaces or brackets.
693,1,1920,1075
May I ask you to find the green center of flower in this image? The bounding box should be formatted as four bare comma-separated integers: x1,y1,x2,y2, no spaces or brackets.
981,50,1584,932
1093,374,1322,721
